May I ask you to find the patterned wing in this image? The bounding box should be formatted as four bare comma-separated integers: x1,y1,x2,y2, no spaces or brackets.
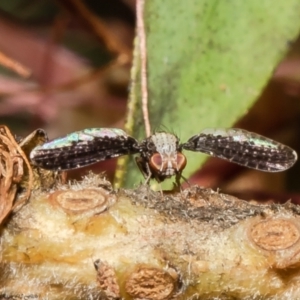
182,128,297,172
30,128,140,170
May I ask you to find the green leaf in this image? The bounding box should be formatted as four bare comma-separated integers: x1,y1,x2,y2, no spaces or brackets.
122,0,300,188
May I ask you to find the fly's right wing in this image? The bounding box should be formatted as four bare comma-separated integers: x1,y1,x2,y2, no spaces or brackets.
30,128,140,171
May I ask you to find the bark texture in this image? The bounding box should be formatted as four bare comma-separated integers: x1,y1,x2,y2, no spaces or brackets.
1,173,300,299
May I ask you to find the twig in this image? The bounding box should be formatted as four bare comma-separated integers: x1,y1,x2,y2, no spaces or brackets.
57,0,131,62
0,51,31,78
136,0,151,137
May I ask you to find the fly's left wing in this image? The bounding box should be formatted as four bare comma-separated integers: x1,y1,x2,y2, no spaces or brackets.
181,128,297,172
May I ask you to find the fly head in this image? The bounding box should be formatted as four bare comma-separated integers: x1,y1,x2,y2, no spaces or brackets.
136,132,187,183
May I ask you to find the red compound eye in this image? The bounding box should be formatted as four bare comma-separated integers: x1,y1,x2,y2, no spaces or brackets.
149,153,163,171
149,152,187,173
177,153,187,171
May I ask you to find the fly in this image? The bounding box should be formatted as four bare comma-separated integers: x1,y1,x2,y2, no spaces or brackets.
30,128,298,185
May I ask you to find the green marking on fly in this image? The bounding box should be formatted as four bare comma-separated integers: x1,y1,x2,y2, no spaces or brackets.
30,127,298,185
38,128,128,150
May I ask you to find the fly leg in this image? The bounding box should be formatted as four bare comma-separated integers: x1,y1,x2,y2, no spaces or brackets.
135,157,153,184
181,174,191,187
173,172,190,193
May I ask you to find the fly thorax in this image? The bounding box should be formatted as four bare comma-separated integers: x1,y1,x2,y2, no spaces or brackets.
150,132,178,154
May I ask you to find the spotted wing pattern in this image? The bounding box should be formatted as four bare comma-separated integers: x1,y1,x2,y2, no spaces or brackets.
182,128,297,172
30,128,140,170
